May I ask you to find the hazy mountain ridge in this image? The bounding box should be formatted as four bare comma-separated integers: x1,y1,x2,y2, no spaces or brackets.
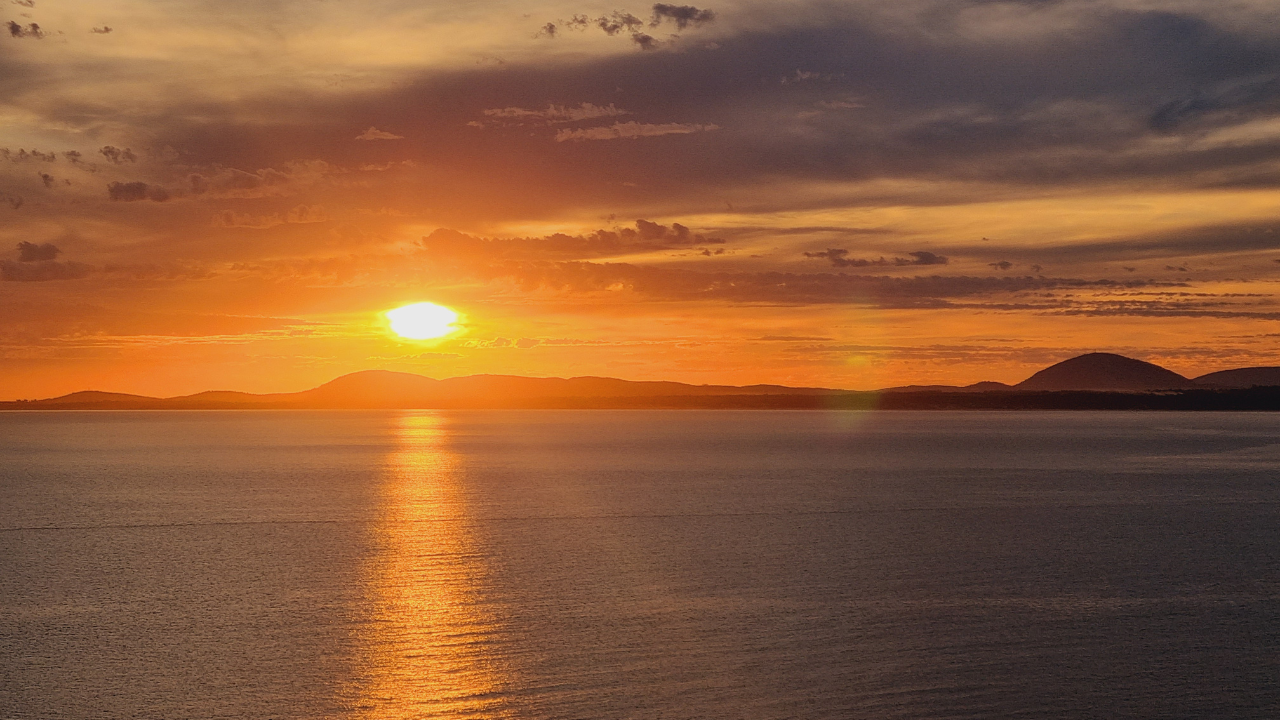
5,354,1280,410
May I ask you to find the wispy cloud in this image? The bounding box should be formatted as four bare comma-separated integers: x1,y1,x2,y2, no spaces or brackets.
804,249,949,268
555,121,719,141
354,127,404,141
477,103,629,126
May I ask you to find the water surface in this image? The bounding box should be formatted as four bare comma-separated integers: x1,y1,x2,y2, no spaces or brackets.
2,410,1278,718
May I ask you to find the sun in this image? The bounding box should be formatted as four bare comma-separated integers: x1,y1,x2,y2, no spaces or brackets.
386,302,460,340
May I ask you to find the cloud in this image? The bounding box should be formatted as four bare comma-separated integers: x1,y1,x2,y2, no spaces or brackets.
1,149,56,162
953,220,1280,267
99,146,137,164
38,172,53,188
16,241,58,261
6,21,44,38
402,224,1179,310
0,260,92,281
186,166,301,198
33,1,1280,231
211,204,329,229
452,258,1161,307
1150,75,1280,132
650,4,715,30
479,103,629,125
90,26,111,34
631,32,658,50
555,121,719,141
541,5,714,50
354,127,404,141
419,220,724,261
804,248,949,267
107,181,170,202
904,251,948,266
596,11,644,36
989,260,1014,270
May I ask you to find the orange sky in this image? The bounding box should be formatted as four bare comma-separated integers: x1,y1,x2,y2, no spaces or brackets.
4,0,1280,398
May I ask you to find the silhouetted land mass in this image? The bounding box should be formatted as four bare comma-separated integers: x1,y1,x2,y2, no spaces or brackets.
1194,366,1280,388
1014,353,1196,391
5,353,1280,410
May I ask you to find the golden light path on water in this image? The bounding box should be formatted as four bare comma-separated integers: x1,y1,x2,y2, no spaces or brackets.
348,413,513,718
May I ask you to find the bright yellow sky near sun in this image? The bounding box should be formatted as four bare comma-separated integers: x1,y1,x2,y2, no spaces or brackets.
4,0,1280,399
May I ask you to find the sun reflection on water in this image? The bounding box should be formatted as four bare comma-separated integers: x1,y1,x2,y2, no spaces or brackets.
349,412,513,719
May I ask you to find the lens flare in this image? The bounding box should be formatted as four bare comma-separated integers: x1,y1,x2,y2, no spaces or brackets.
386,302,460,340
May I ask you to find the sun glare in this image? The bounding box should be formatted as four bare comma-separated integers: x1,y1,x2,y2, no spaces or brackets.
386,302,460,340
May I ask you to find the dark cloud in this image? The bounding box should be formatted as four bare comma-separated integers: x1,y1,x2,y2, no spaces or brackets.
804,248,948,267
99,146,137,164
542,6,710,50
596,11,644,36
456,258,1158,307
6,21,44,38
728,225,892,237
650,4,715,30
0,259,91,281
1150,74,1280,132
25,1,1280,236
402,226,1167,308
951,220,1280,267
38,171,53,188
631,32,658,50
905,251,948,266
419,220,724,261
16,241,58,261
2,148,56,162
107,181,169,202
90,26,111,34
990,260,1014,270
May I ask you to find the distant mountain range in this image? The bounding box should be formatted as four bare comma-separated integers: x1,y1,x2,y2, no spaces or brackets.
5,352,1280,410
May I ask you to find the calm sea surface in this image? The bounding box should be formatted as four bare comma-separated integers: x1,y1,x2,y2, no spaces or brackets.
1,410,1278,719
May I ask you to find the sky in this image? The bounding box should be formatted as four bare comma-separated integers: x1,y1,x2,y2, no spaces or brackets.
5,0,1280,398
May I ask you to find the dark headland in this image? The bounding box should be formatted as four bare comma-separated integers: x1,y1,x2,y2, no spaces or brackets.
6,352,1280,410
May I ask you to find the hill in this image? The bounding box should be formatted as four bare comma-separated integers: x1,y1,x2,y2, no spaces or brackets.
1016,353,1195,392
1194,367,1280,389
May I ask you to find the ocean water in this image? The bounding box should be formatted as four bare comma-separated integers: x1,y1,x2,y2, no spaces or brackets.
1,410,1278,719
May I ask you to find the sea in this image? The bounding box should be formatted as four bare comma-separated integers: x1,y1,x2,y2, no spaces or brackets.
1,410,1278,719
